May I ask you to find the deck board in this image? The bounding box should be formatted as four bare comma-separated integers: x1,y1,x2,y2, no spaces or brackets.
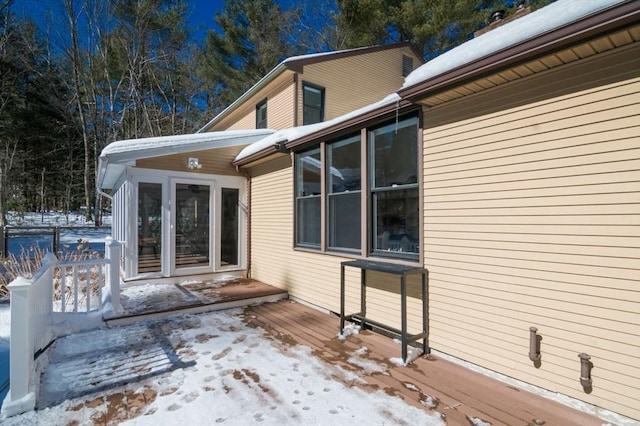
244,300,602,426
113,278,288,321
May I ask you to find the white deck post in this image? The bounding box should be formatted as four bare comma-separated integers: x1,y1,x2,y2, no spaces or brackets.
105,237,122,314
3,277,36,416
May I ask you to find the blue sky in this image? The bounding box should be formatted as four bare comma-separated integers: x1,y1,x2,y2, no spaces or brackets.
12,0,230,42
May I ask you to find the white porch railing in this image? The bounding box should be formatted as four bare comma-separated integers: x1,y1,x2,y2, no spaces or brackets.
1,238,122,417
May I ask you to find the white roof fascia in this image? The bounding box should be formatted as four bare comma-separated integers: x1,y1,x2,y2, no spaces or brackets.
101,129,275,163
234,93,401,162
196,64,289,133
98,129,275,189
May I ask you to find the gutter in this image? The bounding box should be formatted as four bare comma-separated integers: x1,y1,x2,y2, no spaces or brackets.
284,100,417,151
233,3,639,166
232,145,280,168
397,1,640,102
97,188,113,201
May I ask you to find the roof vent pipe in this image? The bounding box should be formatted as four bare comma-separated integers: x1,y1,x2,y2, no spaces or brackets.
490,9,505,23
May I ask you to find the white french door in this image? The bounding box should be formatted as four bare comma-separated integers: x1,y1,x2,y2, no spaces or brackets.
130,170,246,279
170,179,214,275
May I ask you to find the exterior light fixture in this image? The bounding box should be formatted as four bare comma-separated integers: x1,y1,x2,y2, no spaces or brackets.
188,157,202,170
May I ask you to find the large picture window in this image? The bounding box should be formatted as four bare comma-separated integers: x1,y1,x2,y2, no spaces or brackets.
370,117,419,258
327,135,361,252
295,148,321,247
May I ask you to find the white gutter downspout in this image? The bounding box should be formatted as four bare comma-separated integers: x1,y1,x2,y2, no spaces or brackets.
97,188,113,201
237,165,252,279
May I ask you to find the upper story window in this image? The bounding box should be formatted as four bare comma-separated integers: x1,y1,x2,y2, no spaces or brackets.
256,100,267,129
303,83,325,125
294,114,419,260
402,54,414,77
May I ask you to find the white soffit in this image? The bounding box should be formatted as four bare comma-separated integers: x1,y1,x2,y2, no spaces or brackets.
98,129,275,189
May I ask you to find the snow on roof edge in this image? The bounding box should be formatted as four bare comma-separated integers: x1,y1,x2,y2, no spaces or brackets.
402,0,627,89
101,129,275,157
234,94,401,163
197,43,413,133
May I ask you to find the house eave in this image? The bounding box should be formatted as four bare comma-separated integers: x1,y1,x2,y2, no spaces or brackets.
397,0,640,103
284,100,418,151
197,42,424,134
98,130,275,189
233,145,280,168
197,64,291,133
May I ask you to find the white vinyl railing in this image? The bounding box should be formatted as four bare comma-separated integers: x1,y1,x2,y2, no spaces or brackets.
54,258,107,313
2,238,122,417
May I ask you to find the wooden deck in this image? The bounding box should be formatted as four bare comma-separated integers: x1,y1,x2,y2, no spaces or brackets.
244,300,603,426
106,278,288,325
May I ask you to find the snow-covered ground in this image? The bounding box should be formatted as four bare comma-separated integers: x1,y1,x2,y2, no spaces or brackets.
4,211,112,258
6,211,111,227
1,211,112,408
1,307,445,425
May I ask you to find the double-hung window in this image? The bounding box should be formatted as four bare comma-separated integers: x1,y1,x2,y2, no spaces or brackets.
327,135,361,252
294,115,419,260
303,83,325,125
370,117,419,258
295,148,321,247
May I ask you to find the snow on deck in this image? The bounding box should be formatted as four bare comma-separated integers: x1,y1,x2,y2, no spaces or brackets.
2,307,445,425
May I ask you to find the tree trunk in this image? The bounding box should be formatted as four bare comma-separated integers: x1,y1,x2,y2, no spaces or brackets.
64,0,93,222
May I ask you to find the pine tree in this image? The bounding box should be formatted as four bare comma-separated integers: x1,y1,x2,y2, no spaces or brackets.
333,0,555,58
197,0,304,114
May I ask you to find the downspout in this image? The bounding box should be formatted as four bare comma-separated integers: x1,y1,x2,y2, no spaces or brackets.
96,158,113,202
97,188,113,201
293,73,299,126
237,165,251,279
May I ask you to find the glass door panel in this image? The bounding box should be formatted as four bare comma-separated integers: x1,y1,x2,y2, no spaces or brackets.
220,188,239,266
175,183,211,269
138,183,162,274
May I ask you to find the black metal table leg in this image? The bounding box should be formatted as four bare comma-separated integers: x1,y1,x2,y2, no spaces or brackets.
360,269,366,331
340,264,345,332
422,271,427,354
401,273,407,363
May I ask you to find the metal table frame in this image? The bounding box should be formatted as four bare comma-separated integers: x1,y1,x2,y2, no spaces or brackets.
340,259,429,363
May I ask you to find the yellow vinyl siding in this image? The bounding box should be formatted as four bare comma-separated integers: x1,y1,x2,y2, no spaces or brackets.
422,42,640,420
250,157,426,334
299,47,421,123
209,46,420,131
134,146,243,175
226,112,255,131
267,82,295,129
213,76,296,131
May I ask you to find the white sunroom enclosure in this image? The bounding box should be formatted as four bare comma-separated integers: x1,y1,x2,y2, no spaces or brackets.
98,130,275,280
116,170,246,278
